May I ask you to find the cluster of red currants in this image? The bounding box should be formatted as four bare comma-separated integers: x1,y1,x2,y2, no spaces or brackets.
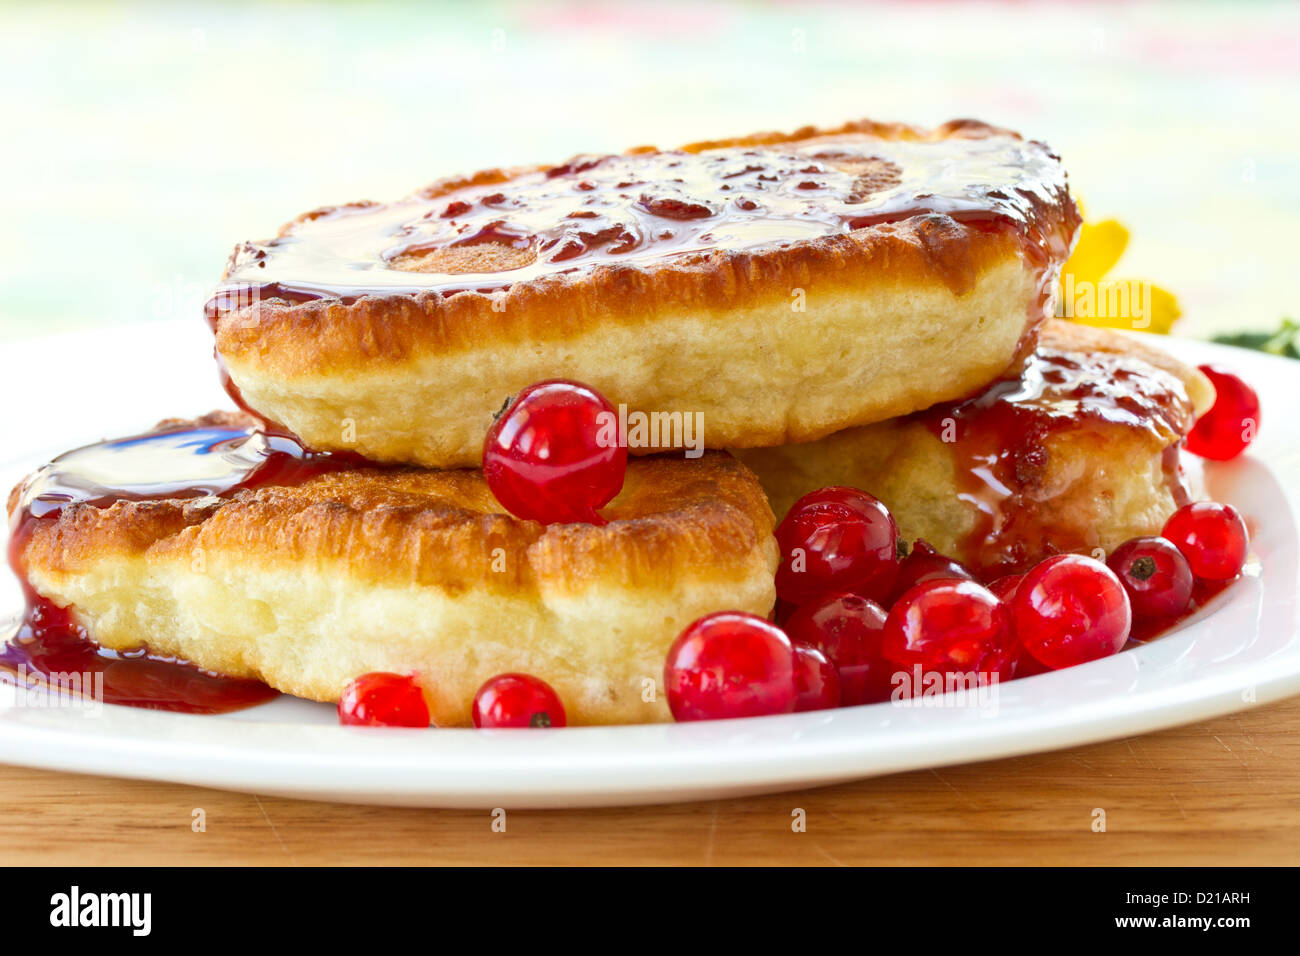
662,363,1259,722
662,492,1250,722
335,365,1258,728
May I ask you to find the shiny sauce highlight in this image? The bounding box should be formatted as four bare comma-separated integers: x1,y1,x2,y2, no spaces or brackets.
4,424,350,713
206,133,1076,311
918,347,1196,579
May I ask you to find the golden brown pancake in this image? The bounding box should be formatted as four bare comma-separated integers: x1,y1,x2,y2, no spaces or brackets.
8,415,777,725
208,117,1081,468
736,322,1214,579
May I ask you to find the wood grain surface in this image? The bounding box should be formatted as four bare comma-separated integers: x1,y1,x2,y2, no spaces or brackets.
1,694,1296,866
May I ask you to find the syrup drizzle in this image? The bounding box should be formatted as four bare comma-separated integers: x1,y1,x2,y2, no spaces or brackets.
0,601,279,714
14,425,342,518
917,347,1197,579
205,134,1077,312
4,423,353,714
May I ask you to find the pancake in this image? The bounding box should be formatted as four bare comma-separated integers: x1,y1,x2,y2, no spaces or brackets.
207,117,1081,468
736,322,1215,579
7,414,777,725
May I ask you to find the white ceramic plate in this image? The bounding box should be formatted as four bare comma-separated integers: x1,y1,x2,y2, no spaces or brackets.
0,322,1295,808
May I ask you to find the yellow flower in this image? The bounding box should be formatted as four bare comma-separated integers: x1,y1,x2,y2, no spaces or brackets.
1057,205,1180,334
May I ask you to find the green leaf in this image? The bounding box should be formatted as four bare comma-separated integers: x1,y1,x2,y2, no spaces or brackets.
1211,318,1299,359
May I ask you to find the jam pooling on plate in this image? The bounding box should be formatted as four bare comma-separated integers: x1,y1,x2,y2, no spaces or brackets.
205,133,1077,312
0,599,279,714
918,347,1196,578
4,422,353,714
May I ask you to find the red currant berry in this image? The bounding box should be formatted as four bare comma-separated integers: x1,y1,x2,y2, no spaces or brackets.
1184,365,1260,461
987,574,1024,603
784,592,892,706
889,539,976,605
664,611,797,721
792,644,841,712
774,486,900,605
1106,536,1193,622
882,580,1015,678
1162,501,1249,581
483,379,626,525
337,672,430,727
472,673,567,728
1012,555,1131,669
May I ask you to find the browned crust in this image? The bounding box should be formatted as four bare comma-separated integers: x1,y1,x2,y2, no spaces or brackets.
212,118,1080,378
13,436,775,598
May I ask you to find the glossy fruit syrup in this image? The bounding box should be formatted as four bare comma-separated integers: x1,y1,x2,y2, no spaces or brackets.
204,133,1077,309
915,346,1196,579
3,421,352,713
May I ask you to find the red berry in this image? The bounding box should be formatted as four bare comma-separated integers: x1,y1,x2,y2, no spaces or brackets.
882,579,1015,678
774,486,900,605
1106,536,1193,622
784,592,892,705
1012,555,1131,669
1162,501,1249,581
889,539,976,605
792,644,841,712
337,672,430,727
987,574,1024,602
483,379,626,525
472,673,567,728
664,611,797,721
1184,365,1260,461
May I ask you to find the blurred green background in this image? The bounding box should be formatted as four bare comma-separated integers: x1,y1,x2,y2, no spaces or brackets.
1,0,1297,342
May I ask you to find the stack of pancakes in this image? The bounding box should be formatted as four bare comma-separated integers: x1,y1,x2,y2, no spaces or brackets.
11,118,1212,724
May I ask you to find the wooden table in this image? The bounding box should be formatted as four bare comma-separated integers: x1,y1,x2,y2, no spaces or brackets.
2,695,1297,866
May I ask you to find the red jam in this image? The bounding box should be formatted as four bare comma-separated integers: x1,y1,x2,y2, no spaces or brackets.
4,422,355,714
915,347,1196,579
204,133,1077,311
1,599,278,714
